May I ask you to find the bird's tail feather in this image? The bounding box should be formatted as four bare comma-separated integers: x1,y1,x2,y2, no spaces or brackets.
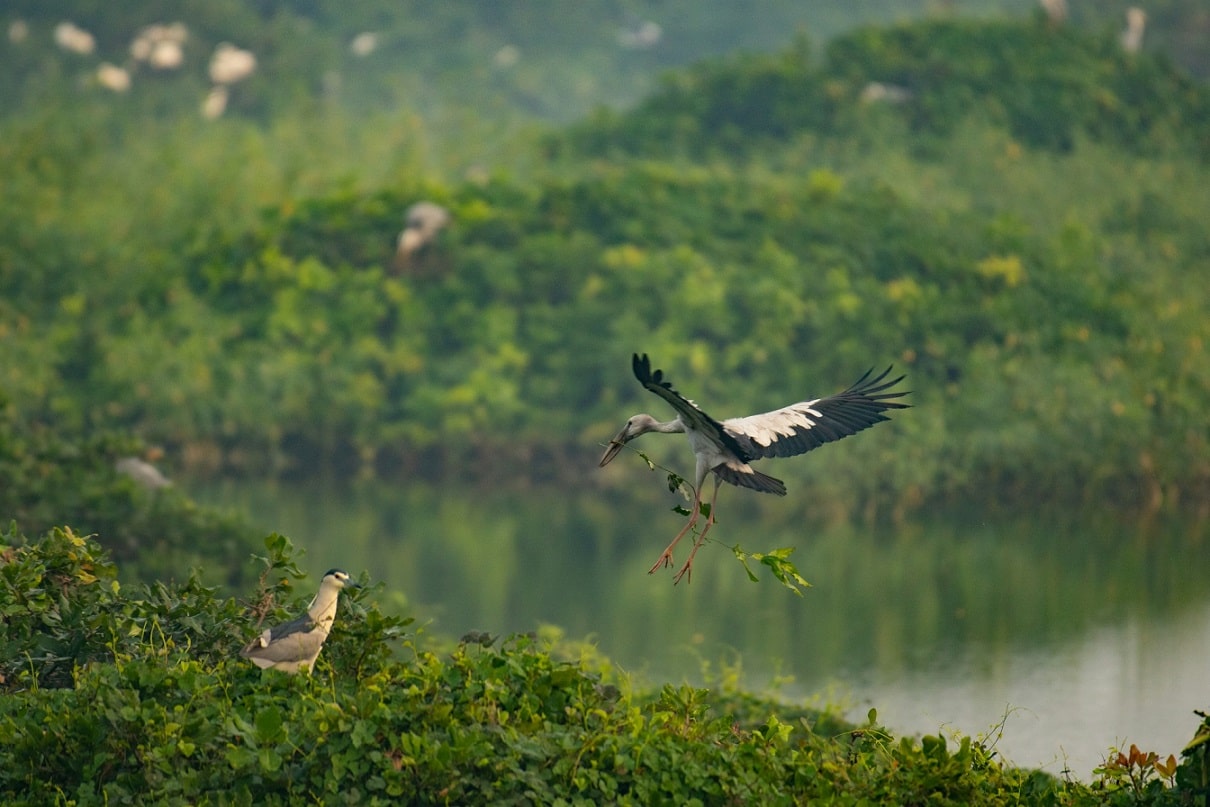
713,462,787,496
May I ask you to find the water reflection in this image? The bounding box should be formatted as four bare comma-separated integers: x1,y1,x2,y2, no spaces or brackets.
189,476,1209,778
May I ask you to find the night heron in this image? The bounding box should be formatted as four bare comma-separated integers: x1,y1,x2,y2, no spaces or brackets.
241,569,360,673
600,353,909,582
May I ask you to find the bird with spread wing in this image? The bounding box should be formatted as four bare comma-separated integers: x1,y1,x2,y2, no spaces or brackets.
600,353,909,583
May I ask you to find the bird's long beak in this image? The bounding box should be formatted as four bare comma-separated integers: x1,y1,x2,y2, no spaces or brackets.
599,425,630,467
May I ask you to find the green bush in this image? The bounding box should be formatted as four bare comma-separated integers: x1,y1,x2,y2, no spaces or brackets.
2,14,1209,513
556,18,1210,160
2,527,1208,803
0,392,258,584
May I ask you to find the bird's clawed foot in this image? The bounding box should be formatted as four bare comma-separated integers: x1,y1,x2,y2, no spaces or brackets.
669,517,714,585
647,511,699,575
647,548,676,574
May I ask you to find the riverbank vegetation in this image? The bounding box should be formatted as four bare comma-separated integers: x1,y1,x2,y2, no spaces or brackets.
4,3,1210,801
3,526,1208,804
3,7,1209,516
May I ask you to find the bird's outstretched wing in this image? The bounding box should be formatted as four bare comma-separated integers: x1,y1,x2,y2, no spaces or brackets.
632,353,751,460
723,367,910,460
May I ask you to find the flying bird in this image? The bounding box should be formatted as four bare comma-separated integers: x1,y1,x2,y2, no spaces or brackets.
600,353,909,582
241,569,360,673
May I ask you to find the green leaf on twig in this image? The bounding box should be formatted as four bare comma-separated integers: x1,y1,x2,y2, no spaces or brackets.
731,545,811,595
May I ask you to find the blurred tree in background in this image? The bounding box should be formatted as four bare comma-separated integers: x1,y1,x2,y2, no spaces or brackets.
1,2,1207,514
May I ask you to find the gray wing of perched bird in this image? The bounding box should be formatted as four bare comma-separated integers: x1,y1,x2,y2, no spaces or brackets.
241,613,322,669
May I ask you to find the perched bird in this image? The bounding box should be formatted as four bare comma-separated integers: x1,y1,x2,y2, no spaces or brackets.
1121,7,1147,54
96,63,132,93
241,570,360,673
859,81,912,105
201,85,228,120
54,22,95,55
349,31,379,57
600,353,909,582
394,201,451,268
209,42,257,85
130,22,189,71
1038,0,1068,27
115,456,171,489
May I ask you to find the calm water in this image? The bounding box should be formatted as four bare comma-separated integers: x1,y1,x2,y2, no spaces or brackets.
190,476,1210,779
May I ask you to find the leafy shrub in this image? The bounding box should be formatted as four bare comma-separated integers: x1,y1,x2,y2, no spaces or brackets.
2,526,1208,803
2,13,1209,514
556,17,1210,160
0,392,258,584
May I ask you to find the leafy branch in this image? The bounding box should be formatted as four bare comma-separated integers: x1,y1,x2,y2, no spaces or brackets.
731,545,811,596
609,445,695,503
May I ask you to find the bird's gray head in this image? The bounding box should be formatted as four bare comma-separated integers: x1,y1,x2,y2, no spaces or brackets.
599,414,662,467
321,569,360,590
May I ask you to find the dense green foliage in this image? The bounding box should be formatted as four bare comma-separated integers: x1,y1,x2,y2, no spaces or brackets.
3,6,1208,802
558,18,1210,159
0,392,258,585
8,146,1210,509
0,0,1055,124
3,528,1207,804
4,9,1209,512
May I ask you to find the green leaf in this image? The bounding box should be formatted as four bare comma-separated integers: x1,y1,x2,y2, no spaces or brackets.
637,450,656,471
259,747,283,772
731,545,760,583
255,706,285,745
730,545,810,594
225,745,257,771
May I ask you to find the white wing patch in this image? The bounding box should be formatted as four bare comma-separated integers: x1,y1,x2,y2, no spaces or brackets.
724,402,822,448
723,390,894,461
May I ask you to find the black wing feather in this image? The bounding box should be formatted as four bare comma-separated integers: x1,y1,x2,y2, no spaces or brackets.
724,366,910,461
632,353,752,460
713,462,788,495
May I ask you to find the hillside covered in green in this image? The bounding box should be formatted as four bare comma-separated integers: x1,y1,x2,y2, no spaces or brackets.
4,3,1210,801
3,6,1208,516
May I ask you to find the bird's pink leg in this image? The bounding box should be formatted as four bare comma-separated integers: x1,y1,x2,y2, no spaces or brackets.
673,480,721,585
647,484,703,574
